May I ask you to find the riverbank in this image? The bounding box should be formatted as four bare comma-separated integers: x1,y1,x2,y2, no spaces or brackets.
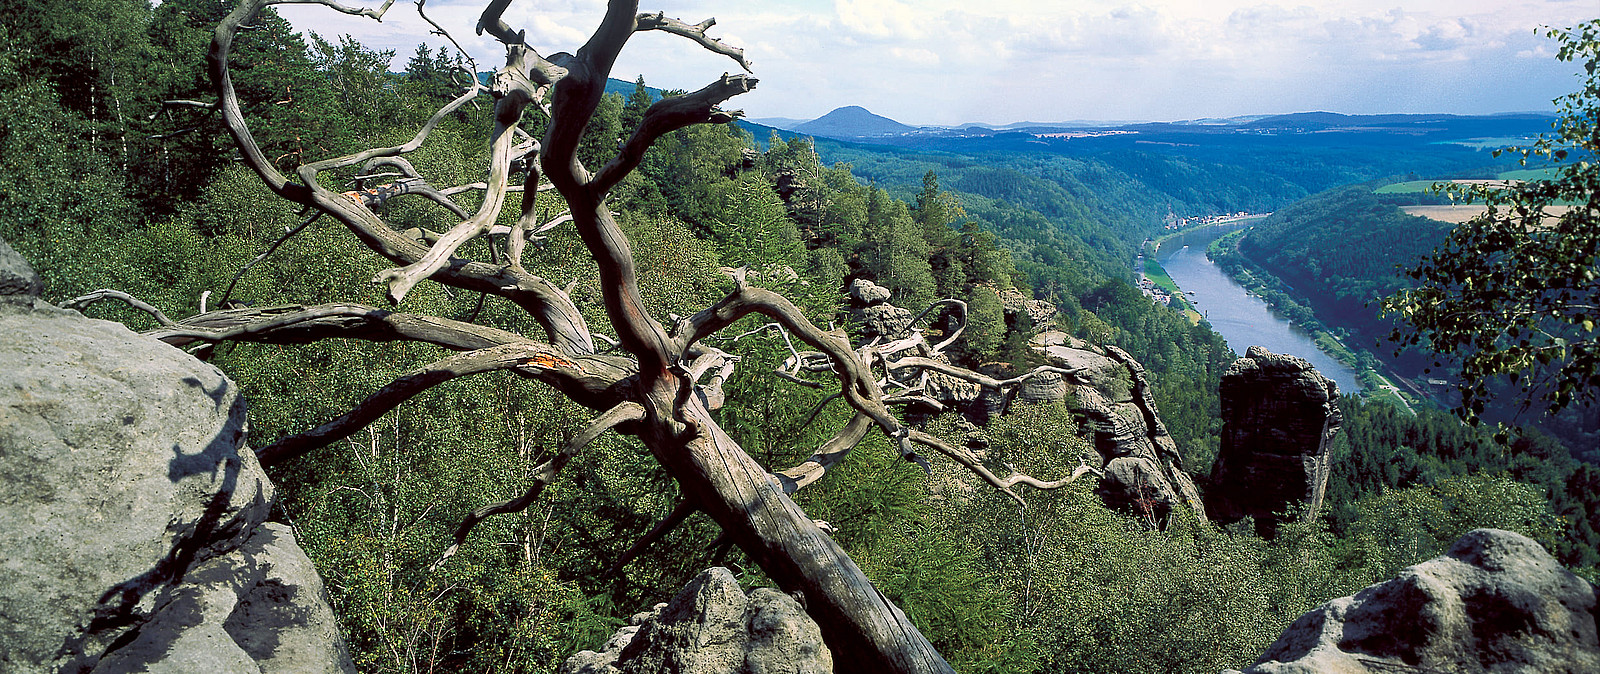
1142,216,1267,324
1150,215,1268,256
1204,229,1419,412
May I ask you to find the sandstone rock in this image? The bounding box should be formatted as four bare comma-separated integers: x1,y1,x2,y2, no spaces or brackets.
1024,333,1206,525
1228,529,1600,674
1207,346,1343,536
0,236,42,301
90,523,354,674
856,304,913,340
847,279,892,306
563,567,832,674
0,258,353,673
997,286,1056,328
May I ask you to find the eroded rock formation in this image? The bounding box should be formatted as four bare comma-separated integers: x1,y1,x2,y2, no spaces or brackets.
562,567,832,674
847,279,913,339
845,277,1207,525
1030,331,1207,525
0,238,353,673
1228,529,1600,674
1207,346,1342,536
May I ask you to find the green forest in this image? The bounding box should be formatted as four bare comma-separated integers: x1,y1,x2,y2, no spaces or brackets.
2,0,1596,672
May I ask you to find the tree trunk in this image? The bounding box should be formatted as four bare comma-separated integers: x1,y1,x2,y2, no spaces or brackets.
645,394,956,674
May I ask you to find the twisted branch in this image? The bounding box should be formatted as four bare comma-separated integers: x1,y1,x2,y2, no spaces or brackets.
602,497,696,577
432,401,645,570
256,342,596,467
268,0,395,20
62,290,177,326
634,12,752,72
908,430,1100,507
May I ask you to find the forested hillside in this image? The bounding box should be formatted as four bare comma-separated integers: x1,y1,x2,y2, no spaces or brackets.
1,1,1593,672
1221,185,1597,453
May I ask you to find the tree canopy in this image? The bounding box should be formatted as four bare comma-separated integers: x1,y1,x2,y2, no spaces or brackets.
1383,21,1600,428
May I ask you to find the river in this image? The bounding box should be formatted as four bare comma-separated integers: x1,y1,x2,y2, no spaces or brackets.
1152,223,1363,395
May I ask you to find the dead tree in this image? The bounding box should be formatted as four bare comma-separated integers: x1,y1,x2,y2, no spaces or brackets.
132,0,1098,670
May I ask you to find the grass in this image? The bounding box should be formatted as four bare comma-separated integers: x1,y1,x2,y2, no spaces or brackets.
1143,257,1178,294
1374,180,1446,194
1377,169,1557,195
1496,167,1559,181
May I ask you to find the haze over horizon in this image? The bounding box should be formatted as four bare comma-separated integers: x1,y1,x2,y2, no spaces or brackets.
277,0,1597,127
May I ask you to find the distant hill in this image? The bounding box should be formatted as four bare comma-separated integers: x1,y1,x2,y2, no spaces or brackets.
748,117,809,131
793,106,916,139
603,77,663,102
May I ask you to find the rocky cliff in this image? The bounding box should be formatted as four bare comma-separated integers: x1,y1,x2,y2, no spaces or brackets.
1207,346,1342,536
0,238,353,673
1229,529,1600,673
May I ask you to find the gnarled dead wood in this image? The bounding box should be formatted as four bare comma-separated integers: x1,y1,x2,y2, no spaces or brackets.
201,1,1002,671
63,289,177,326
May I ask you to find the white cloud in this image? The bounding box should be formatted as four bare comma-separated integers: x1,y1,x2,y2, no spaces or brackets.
833,0,922,41
274,0,1595,125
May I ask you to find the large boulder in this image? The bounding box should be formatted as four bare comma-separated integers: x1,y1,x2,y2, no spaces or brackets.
1207,346,1342,536
0,240,353,673
563,567,832,674
1229,529,1600,673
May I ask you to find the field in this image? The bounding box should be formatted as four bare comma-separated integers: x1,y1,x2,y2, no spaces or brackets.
1374,179,1446,194
1374,168,1555,195
1400,204,1489,224
1402,204,1572,224
1144,257,1178,293
1496,167,1559,181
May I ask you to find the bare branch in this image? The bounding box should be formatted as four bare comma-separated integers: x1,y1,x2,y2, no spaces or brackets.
147,302,521,350
774,413,873,494
148,99,218,121
268,0,395,20
302,84,485,177
257,342,601,467
907,430,1100,507
218,211,322,308
414,0,480,77
891,357,1084,390
475,0,526,46
591,73,756,194
679,281,909,449
634,12,752,73
62,290,177,326
432,401,646,570
602,497,696,577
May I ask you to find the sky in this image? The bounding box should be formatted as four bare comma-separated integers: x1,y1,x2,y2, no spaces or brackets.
275,0,1600,126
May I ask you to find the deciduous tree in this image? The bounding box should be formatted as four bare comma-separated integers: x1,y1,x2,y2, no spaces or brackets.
1384,21,1600,426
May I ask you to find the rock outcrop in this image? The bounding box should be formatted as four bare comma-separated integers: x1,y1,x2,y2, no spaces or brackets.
845,282,1204,523
1228,529,1600,674
997,286,1056,328
1029,332,1207,525
847,279,913,339
0,237,353,673
562,567,832,674
1207,346,1342,536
